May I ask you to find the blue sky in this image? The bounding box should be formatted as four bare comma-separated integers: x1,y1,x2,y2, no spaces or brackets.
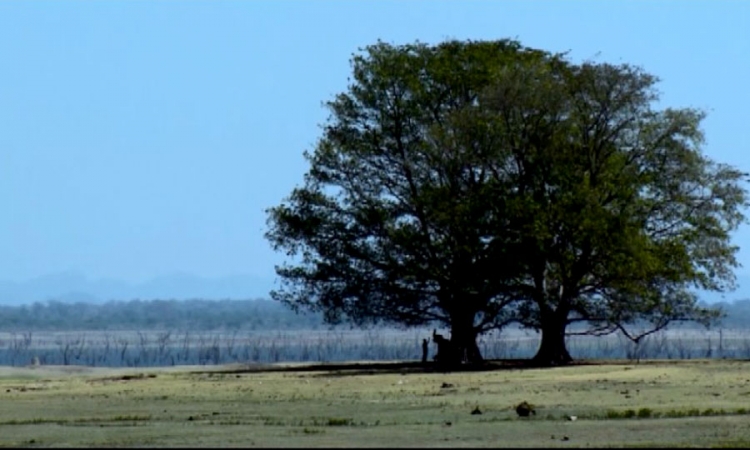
1,1,749,288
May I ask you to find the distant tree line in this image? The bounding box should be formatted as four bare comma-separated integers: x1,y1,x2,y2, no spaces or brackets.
0,299,326,332
0,298,746,333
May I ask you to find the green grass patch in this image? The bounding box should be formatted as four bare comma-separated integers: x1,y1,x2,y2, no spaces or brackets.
112,414,152,422
0,417,66,426
600,406,750,421
605,409,637,419
637,407,653,418
326,417,352,426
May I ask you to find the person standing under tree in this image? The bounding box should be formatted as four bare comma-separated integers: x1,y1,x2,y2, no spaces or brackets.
421,338,430,363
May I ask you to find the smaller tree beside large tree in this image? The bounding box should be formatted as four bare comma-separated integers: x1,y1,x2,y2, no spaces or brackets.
479,59,747,365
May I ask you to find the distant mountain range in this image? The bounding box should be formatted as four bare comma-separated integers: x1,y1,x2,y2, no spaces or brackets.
0,271,749,307
0,271,276,305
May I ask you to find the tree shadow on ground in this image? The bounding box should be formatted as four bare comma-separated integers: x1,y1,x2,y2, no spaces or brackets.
190,359,605,377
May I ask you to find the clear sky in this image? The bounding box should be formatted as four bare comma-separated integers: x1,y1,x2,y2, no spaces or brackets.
1,1,748,286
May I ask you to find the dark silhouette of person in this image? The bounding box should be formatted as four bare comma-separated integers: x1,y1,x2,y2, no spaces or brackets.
421,338,430,363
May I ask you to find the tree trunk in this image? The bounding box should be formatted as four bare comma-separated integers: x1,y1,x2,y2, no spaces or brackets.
450,333,484,365
532,311,572,367
436,315,483,370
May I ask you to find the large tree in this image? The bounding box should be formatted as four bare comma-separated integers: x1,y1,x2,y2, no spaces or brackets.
265,39,747,367
266,40,547,365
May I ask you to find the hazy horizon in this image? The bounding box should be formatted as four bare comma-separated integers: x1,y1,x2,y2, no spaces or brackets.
0,269,748,306
2,2,748,296
0,270,276,305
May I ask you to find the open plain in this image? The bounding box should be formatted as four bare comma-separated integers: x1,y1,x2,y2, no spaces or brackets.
1,359,750,447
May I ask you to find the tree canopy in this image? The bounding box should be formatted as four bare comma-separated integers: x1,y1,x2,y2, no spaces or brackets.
265,39,747,367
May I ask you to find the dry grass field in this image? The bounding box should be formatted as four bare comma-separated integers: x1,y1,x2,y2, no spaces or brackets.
1,359,750,447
